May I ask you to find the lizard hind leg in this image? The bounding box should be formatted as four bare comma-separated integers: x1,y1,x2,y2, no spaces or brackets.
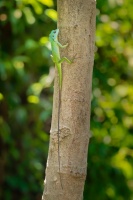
58,57,72,64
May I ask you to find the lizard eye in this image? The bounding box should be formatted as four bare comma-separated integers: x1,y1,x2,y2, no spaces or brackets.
53,31,56,33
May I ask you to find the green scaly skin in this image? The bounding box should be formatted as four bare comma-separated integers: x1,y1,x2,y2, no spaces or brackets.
49,29,72,189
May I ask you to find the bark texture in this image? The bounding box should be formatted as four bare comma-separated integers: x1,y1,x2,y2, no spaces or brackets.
42,0,96,199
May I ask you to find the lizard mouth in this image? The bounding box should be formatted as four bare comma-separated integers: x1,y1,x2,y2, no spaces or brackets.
55,29,59,35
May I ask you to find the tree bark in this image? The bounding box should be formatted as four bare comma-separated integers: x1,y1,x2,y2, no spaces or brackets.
42,0,96,199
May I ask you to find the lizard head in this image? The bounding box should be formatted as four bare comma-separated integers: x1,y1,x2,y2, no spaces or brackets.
49,29,59,42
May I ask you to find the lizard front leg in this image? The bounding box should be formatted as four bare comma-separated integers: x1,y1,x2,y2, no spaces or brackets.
56,41,68,48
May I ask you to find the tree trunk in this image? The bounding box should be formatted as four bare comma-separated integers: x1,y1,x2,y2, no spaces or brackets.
42,0,96,199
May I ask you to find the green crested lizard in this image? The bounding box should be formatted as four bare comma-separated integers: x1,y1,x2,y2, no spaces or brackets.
49,29,72,189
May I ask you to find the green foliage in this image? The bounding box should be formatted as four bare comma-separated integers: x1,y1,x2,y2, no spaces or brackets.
0,0,56,199
0,0,133,199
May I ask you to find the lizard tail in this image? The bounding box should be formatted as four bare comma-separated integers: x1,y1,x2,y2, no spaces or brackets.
58,88,63,189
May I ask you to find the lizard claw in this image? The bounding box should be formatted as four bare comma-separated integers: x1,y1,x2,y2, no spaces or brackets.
71,53,79,63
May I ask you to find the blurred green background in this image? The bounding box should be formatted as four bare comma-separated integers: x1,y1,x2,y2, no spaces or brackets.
0,0,133,199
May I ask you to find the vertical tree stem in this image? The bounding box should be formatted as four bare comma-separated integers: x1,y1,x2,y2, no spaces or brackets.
42,0,96,199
